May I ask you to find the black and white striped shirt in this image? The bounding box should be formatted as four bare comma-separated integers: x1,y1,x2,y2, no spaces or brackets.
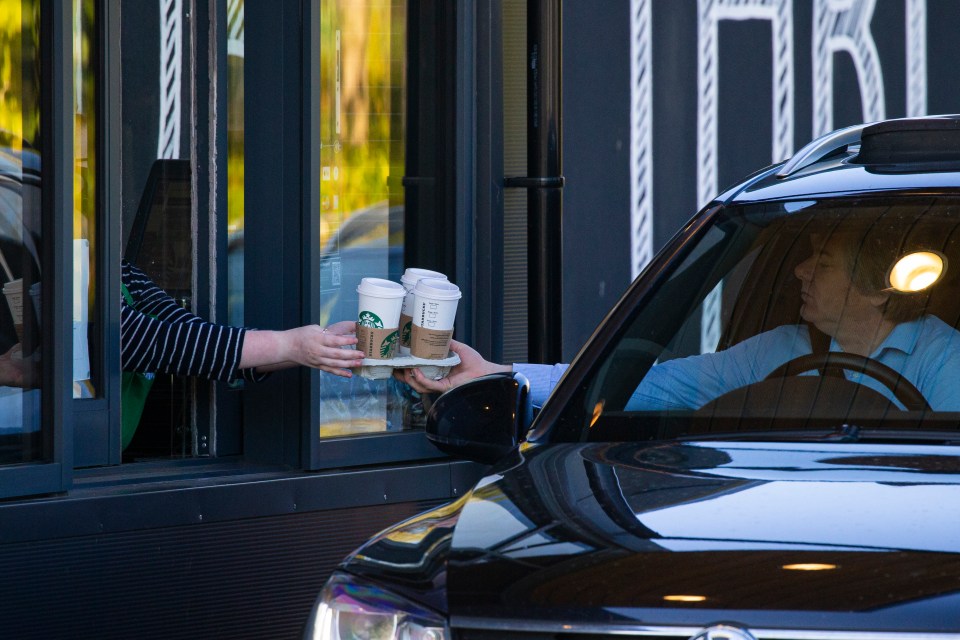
121,261,259,383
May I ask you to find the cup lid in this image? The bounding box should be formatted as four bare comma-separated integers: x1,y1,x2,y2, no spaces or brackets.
357,277,406,298
414,277,462,300
400,267,447,287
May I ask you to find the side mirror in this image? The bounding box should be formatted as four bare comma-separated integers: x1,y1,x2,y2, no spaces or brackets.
425,372,531,465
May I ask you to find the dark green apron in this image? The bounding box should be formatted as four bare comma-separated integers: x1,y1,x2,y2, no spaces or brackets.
120,283,155,450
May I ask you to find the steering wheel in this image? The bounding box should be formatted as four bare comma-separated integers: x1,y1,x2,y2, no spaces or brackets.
764,352,930,411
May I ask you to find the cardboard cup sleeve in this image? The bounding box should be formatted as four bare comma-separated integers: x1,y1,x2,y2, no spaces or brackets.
357,323,400,359
410,325,454,360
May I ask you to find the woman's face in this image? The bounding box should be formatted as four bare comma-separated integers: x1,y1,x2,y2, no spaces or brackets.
794,234,888,336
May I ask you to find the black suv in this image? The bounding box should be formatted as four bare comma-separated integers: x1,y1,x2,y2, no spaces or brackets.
304,116,960,640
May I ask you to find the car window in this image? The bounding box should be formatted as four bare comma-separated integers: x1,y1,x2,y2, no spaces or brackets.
579,195,960,440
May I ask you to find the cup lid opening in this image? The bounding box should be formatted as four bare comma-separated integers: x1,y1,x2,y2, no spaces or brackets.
401,268,448,287
414,277,462,300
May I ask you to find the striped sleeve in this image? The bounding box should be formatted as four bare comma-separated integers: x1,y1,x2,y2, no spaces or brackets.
120,261,265,383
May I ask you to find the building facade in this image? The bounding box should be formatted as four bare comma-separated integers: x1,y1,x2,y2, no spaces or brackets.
1,1,958,638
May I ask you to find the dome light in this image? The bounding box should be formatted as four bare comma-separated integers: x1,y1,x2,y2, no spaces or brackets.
663,595,707,603
782,563,837,571
887,251,945,292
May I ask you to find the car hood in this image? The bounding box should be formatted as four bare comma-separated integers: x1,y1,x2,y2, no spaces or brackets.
442,440,960,632
343,440,960,631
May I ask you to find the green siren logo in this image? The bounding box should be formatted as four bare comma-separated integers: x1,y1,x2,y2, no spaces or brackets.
358,310,384,328
380,331,398,358
401,321,412,344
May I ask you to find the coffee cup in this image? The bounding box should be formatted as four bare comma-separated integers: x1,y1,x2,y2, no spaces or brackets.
398,268,447,355
356,277,406,359
410,278,461,359
3,278,23,341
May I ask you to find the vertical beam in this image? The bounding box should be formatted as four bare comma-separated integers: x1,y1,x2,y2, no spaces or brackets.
43,0,75,485
525,0,563,363
466,0,502,360
302,0,321,467
102,0,123,463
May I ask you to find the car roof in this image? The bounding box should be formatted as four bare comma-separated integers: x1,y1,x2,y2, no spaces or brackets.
716,115,960,205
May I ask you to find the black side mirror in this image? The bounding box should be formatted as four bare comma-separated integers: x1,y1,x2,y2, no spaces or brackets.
425,372,530,465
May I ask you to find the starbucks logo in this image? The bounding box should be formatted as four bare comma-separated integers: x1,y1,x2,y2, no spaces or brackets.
380,331,398,358
358,311,384,328
401,321,412,344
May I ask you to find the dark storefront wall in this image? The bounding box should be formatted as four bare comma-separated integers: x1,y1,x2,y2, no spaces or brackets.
5,0,960,637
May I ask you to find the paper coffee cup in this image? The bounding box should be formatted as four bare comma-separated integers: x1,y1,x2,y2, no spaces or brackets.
398,268,447,355
3,278,23,342
410,278,461,359
356,277,406,359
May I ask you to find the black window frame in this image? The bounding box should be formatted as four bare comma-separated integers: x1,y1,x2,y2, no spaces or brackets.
73,0,123,469
1,0,75,499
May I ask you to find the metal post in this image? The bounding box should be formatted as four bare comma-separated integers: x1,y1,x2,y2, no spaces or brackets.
521,0,563,363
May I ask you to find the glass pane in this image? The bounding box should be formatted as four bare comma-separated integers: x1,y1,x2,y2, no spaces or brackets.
73,0,95,399
0,0,44,463
227,0,244,327
120,1,195,458
317,0,407,437
582,197,960,440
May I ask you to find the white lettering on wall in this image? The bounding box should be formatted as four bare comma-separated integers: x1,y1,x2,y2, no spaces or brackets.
630,0,654,278
158,0,183,159
906,0,927,117
697,0,794,353
812,0,885,136
228,0,245,58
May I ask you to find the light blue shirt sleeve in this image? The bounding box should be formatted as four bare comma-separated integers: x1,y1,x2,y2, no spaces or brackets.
513,316,960,414
627,315,960,412
512,363,569,407
627,324,812,410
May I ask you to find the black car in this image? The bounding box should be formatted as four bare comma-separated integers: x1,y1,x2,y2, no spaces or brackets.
304,116,960,640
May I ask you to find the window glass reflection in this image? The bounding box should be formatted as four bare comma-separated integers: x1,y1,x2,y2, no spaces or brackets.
73,0,95,398
317,0,408,437
0,0,43,463
227,0,244,327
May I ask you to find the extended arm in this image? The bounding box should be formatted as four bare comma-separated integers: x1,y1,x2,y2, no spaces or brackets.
121,262,362,380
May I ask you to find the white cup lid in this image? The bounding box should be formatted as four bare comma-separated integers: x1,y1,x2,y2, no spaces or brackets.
357,277,406,298
414,277,461,300
400,267,447,287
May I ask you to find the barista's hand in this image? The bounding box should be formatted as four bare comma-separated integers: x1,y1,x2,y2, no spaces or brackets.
393,339,511,394
286,321,364,377
243,321,363,377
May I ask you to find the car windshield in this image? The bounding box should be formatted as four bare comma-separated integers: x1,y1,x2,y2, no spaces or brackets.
576,194,960,441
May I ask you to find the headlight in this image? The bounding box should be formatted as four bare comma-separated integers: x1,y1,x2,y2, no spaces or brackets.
304,572,447,640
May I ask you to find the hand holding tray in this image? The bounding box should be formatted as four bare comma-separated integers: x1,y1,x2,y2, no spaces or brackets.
355,352,461,380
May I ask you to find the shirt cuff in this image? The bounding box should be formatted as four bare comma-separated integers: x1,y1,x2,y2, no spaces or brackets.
512,363,569,407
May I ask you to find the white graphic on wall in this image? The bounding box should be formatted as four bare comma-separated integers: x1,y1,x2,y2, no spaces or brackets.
697,0,794,353
228,0,245,58
158,0,182,159
812,0,885,137
906,0,927,117
630,0,654,279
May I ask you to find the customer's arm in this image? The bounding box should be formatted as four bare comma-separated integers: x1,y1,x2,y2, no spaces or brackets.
395,340,511,393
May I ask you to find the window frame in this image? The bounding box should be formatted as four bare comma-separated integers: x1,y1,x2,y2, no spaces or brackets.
1,0,75,499
73,0,123,468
